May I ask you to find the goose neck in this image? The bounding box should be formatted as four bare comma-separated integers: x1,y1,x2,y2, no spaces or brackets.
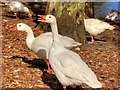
50,22,59,40
25,27,35,49
26,27,34,38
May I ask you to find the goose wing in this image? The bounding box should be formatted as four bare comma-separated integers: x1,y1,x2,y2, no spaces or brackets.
55,50,97,82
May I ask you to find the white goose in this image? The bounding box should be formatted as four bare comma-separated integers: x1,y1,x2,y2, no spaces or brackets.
8,1,32,19
84,18,115,44
39,15,102,89
106,10,119,21
10,23,81,73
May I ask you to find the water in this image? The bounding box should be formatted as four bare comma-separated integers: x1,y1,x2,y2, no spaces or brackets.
94,2,120,19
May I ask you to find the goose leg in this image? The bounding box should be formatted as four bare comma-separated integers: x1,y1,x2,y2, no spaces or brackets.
63,86,66,90
71,86,77,90
45,60,53,74
36,49,53,74
14,13,19,19
88,35,94,44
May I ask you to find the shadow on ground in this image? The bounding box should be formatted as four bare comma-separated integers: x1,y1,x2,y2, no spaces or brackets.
11,56,85,90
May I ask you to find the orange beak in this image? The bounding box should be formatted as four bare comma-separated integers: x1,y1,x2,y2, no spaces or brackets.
29,15,33,20
29,16,33,20
37,15,46,22
10,26,18,32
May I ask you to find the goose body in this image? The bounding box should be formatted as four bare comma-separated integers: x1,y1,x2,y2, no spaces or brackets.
106,10,119,21
10,23,81,73
8,1,32,19
30,32,81,59
84,18,115,44
41,15,102,89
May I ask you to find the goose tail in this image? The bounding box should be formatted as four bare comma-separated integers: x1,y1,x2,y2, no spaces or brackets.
86,80,102,88
60,36,82,48
71,41,82,47
107,25,115,30
105,15,110,19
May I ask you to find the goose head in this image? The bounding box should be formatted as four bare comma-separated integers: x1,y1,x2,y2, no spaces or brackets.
106,10,119,21
10,23,31,32
38,15,56,24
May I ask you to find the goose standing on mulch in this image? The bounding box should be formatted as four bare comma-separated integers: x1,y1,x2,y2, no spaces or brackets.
84,18,115,44
106,10,120,21
8,1,32,19
10,23,81,73
38,15,102,89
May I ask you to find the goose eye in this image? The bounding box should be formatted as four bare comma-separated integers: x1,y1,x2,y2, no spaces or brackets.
49,16,51,18
19,25,21,27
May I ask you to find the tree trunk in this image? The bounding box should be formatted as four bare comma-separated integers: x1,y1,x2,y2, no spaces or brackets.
85,2,94,18
46,1,86,43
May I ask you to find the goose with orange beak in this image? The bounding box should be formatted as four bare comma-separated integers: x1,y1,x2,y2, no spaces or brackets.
8,1,32,20
38,15,102,89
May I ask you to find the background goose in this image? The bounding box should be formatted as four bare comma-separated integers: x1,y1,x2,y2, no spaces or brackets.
10,23,81,73
41,15,102,89
84,18,115,44
8,1,32,19
106,10,120,21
